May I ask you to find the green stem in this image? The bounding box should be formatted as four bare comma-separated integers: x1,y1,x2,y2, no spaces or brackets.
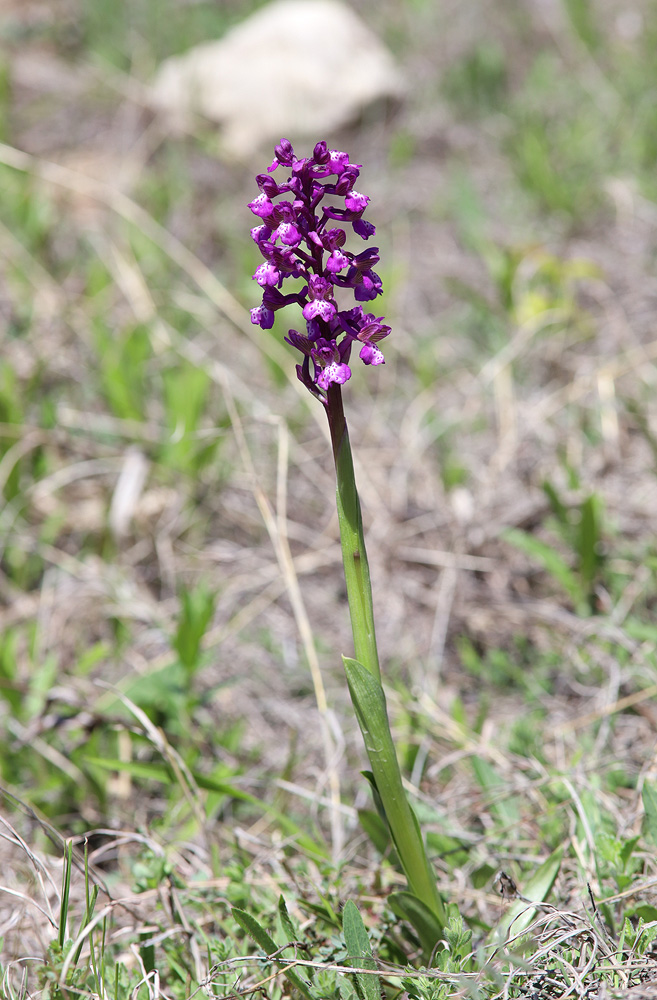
326,385,445,930
344,656,446,926
327,384,380,682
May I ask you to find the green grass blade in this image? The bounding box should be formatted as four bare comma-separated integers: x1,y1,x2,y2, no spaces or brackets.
342,900,380,1000
73,842,99,965
577,494,601,591
542,479,570,531
59,839,73,951
562,0,601,51
471,756,518,826
504,528,584,606
232,907,314,1000
642,782,657,845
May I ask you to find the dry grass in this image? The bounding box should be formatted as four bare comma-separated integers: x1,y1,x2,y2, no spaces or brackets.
2,0,657,996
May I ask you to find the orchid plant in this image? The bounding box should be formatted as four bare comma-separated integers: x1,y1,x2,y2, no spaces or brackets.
249,139,446,948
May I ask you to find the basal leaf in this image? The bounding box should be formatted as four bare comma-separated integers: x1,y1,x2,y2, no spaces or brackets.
342,900,380,1000
232,907,314,1000
388,891,445,959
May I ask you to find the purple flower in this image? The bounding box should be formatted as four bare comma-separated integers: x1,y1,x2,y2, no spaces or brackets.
326,250,349,273
311,339,352,389
247,193,275,219
253,261,280,287
277,222,302,246
251,224,272,244
359,342,385,366
251,305,274,329
249,139,391,399
345,190,369,212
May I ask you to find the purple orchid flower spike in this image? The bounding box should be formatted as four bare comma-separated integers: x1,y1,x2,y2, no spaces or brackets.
247,143,446,940
248,139,391,402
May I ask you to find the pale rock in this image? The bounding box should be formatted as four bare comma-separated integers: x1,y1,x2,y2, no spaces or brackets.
150,0,405,156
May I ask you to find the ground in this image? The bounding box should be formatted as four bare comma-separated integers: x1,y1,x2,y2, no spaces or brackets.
1,1,657,997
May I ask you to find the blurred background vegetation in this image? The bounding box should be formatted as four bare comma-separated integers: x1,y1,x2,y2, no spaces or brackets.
2,0,657,996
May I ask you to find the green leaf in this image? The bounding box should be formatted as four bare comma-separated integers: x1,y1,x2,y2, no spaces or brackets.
577,494,601,590
173,582,215,674
277,895,298,944
161,363,211,473
360,770,389,831
504,528,584,607
628,904,657,923
342,900,380,1000
426,831,470,869
496,846,563,941
59,840,73,950
232,907,314,1000
298,895,342,930
0,628,21,715
563,0,601,51
472,863,497,889
94,321,151,422
388,891,445,959
338,978,358,1000
445,907,473,962
619,835,640,868
358,808,392,857
642,782,657,846
624,620,657,643
542,479,569,530
471,756,518,825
